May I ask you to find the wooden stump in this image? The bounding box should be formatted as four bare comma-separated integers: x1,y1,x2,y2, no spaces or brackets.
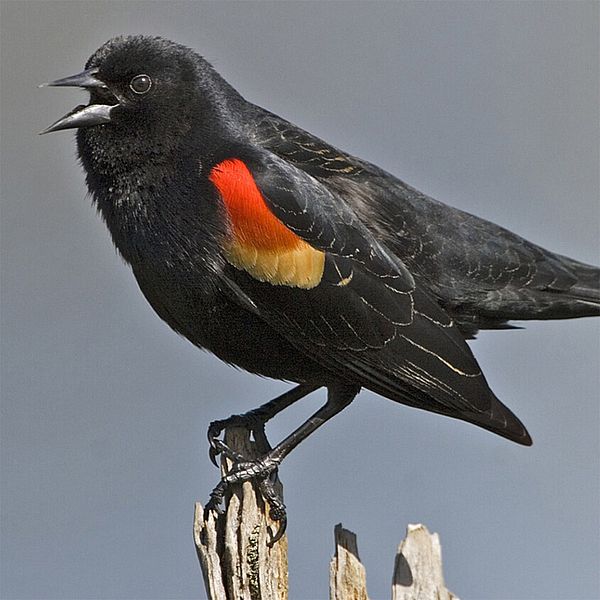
194,429,457,600
329,524,369,600
194,427,288,600
391,524,458,600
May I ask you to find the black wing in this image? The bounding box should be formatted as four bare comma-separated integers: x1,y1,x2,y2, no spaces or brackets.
249,111,600,336
218,150,532,445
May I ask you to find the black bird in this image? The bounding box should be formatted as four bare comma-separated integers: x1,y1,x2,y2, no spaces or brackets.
42,35,599,538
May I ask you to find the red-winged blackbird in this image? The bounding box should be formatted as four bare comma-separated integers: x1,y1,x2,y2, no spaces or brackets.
42,35,599,537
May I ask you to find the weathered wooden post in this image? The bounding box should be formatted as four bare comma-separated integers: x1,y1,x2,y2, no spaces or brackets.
194,429,457,600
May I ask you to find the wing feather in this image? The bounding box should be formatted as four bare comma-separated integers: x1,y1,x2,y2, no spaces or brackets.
212,151,531,445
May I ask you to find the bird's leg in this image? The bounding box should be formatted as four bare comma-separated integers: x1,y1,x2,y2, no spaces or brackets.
205,382,359,544
207,383,319,465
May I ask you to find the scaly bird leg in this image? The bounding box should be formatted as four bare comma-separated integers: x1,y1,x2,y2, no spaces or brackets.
205,382,359,544
207,383,319,465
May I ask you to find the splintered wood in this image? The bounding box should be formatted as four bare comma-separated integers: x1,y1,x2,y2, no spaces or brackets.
194,427,288,600
194,430,457,600
329,524,369,600
391,524,459,600
329,523,458,600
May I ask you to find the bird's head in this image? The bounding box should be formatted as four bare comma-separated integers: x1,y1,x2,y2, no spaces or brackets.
41,36,236,167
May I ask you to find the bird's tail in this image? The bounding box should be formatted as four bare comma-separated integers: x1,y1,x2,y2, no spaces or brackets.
451,254,599,338
486,254,600,323
526,256,600,321
550,255,600,317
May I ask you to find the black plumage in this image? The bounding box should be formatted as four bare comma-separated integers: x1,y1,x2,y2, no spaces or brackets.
42,36,599,532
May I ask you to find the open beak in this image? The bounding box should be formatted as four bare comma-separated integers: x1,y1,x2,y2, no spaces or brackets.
39,67,119,134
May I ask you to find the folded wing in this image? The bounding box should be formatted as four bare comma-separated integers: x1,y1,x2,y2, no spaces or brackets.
209,151,532,445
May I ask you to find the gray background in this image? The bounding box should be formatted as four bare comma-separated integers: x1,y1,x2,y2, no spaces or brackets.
1,1,598,599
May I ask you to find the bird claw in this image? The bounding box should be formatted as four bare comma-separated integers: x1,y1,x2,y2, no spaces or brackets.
258,477,287,545
204,453,287,543
205,408,289,542
203,480,227,520
207,412,271,466
268,516,287,546
207,418,229,465
208,445,220,468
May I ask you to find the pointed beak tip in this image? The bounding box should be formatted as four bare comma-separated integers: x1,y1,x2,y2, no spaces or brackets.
38,122,62,135
38,82,49,89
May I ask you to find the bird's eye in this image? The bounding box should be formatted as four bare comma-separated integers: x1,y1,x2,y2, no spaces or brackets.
129,74,152,95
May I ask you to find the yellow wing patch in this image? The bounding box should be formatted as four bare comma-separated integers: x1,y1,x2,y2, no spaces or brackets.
226,242,325,289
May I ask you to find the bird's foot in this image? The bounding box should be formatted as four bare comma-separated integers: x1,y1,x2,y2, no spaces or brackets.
204,451,287,545
207,410,271,467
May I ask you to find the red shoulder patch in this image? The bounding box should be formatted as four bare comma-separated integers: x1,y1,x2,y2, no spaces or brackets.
209,158,301,252
209,158,325,289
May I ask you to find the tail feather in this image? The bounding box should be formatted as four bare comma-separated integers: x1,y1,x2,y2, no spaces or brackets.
555,255,600,306
544,256,600,318
449,256,599,337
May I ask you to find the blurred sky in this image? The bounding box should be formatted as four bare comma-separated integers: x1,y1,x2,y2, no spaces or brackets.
1,2,598,599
